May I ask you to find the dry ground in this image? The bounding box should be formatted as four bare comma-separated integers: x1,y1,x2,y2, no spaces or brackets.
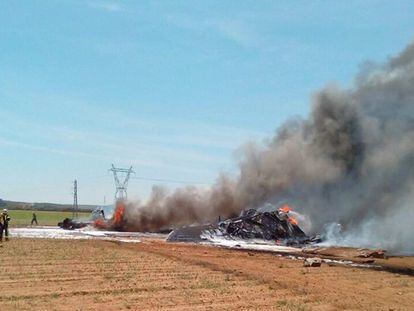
0,238,413,311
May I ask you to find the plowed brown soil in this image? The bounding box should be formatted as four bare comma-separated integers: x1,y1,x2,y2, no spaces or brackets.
0,238,413,310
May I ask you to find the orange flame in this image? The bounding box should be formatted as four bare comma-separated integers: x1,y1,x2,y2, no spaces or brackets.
94,218,107,229
112,202,125,226
94,201,125,230
278,204,299,226
288,217,298,226
278,204,291,213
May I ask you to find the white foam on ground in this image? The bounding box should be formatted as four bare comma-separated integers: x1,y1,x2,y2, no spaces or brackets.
199,231,379,268
8,226,158,243
200,231,301,253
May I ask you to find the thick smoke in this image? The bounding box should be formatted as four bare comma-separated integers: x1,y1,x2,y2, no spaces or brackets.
123,41,414,253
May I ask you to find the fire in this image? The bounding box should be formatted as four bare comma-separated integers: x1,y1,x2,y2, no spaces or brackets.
94,218,107,229
278,204,299,226
278,204,291,213
93,201,125,230
288,217,298,226
112,202,125,226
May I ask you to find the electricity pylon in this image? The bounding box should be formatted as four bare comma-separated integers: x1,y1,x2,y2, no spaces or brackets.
109,164,134,202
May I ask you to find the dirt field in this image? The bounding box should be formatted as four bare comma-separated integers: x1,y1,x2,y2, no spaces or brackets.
0,238,413,310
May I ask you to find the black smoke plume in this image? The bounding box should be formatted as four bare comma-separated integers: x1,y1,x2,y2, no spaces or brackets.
123,41,414,253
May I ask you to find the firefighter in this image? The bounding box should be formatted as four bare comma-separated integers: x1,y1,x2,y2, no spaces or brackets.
0,213,3,243
0,209,11,241
31,212,38,225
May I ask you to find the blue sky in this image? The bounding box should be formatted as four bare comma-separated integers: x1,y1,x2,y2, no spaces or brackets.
1,1,413,205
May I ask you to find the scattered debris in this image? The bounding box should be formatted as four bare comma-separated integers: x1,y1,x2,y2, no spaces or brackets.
58,218,88,230
166,225,211,242
302,247,326,255
303,257,322,267
357,249,386,259
325,261,342,267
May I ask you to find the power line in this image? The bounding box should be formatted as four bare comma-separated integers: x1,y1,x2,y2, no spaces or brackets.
130,176,211,185
80,171,211,186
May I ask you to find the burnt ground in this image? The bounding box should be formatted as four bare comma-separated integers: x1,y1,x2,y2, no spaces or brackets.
0,238,413,310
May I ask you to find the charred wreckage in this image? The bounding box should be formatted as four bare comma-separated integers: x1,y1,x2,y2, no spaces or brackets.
59,202,321,246
167,205,321,245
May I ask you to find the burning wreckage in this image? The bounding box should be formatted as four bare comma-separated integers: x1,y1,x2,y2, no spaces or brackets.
58,205,117,230
217,206,319,245
93,202,125,231
61,202,320,246
57,202,128,231
168,205,321,246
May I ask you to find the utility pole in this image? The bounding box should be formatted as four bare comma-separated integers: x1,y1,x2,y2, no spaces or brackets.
109,164,134,202
72,179,78,219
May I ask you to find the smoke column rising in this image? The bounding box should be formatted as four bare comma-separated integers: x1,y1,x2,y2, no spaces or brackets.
123,41,414,253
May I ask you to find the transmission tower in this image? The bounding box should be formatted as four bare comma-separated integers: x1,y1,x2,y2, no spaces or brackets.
110,164,134,202
72,179,78,219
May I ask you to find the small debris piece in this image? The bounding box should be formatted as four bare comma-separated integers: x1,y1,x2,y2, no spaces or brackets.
302,247,323,254
357,249,386,259
303,257,322,267
58,218,88,230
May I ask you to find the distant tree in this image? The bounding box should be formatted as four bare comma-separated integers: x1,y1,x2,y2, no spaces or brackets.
0,199,5,207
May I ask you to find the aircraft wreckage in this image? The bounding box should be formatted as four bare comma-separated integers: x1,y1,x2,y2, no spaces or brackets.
60,202,320,246
167,205,321,245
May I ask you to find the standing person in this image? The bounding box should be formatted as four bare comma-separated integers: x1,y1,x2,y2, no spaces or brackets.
1,209,10,241
0,211,3,242
31,212,38,225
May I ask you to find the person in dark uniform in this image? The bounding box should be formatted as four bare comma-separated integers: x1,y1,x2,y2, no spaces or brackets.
0,213,3,242
31,212,38,225
0,209,10,241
